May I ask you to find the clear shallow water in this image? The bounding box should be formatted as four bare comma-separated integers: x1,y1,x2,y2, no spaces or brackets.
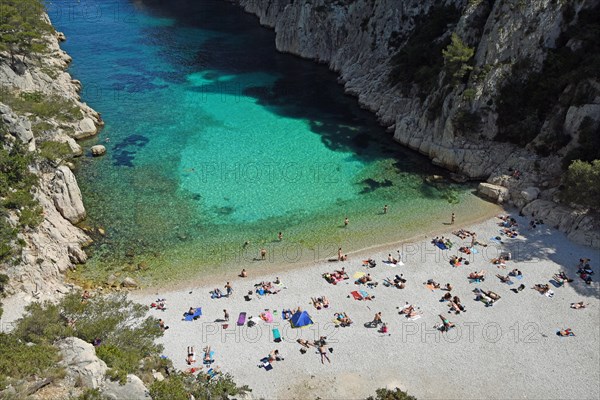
48,0,497,285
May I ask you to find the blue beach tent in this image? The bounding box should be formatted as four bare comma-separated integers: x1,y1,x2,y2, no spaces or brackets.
290,310,313,328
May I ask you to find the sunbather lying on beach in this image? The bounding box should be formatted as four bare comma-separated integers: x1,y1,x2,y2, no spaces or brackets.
449,296,466,314
187,346,196,365
553,272,573,284
356,274,372,285
203,346,212,363
438,314,455,331
335,312,352,326
362,258,377,267
509,269,522,277
570,301,588,309
468,270,486,280
459,246,472,255
297,339,313,349
384,276,405,289
441,292,452,301
387,254,398,264
557,328,575,337
533,284,550,294
426,279,441,288
453,229,474,239
399,303,421,318
496,274,512,284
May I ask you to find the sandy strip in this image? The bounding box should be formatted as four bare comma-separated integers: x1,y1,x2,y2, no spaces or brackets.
130,213,600,399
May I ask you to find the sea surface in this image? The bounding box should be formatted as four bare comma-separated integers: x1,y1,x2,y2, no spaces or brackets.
47,0,497,285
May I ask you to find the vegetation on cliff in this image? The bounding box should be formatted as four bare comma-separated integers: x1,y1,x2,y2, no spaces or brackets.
0,0,54,58
561,160,600,211
0,292,250,397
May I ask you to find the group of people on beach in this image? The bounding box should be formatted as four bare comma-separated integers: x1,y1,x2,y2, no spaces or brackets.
144,212,594,385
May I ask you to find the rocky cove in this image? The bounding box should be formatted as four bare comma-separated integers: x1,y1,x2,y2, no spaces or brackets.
1,0,599,303
230,0,600,246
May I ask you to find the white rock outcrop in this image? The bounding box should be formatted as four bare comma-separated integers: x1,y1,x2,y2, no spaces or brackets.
58,337,108,390
477,182,509,204
52,165,86,224
102,374,151,400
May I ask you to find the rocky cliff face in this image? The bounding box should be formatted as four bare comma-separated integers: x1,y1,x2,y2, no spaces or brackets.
0,16,102,299
229,0,600,247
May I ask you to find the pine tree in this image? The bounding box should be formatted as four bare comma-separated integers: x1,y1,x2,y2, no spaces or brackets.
442,33,474,84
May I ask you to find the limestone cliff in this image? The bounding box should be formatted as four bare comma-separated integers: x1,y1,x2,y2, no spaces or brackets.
228,0,600,247
0,15,102,299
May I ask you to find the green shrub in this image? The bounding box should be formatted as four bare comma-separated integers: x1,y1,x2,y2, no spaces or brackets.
149,375,189,400
14,292,164,378
560,159,600,210
150,371,251,400
442,33,474,85
388,5,461,96
453,110,481,133
2,91,81,123
366,387,417,400
562,116,600,169
0,143,42,261
38,140,73,162
76,388,104,400
0,333,61,390
0,0,54,57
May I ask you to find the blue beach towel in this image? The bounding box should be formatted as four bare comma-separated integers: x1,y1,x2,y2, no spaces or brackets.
435,242,448,250
203,351,214,365
184,307,202,321
272,328,281,343
359,290,369,298
470,247,479,254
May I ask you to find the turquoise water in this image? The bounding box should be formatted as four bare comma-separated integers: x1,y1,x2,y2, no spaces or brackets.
48,0,497,284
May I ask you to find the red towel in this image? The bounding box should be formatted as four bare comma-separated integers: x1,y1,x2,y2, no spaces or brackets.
351,291,363,300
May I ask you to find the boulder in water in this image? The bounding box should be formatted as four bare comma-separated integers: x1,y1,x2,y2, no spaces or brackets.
91,145,106,156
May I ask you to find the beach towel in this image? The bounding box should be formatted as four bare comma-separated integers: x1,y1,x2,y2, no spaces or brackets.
489,237,502,244
470,247,479,254
408,314,422,321
545,290,555,298
550,279,563,288
184,307,202,321
203,351,214,365
206,368,218,380
263,362,273,371
272,328,281,343
261,312,273,323
359,290,369,299
237,312,247,326
353,271,365,279
435,242,448,250
425,283,437,291
351,291,363,300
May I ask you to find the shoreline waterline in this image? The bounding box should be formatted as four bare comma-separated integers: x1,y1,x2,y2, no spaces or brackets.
130,201,502,294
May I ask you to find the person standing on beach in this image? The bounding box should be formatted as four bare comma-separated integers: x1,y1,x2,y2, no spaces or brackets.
223,309,229,321
278,232,283,241
383,205,388,214
344,217,349,227
451,212,455,224
225,282,233,296
337,247,343,261
260,248,267,260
